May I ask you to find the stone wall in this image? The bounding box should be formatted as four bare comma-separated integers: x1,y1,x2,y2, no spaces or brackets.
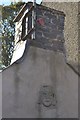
42,2,78,65
31,5,65,53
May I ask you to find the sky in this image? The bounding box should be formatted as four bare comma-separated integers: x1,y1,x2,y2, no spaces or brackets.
0,0,42,5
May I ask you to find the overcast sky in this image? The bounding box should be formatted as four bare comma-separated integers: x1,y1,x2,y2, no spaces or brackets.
0,0,42,5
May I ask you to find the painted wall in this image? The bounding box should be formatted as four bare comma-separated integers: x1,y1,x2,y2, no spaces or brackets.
11,8,28,64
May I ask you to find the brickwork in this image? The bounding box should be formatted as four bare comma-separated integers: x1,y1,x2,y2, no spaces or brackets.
42,2,78,65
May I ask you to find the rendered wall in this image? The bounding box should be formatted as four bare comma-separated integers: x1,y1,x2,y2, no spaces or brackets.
2,46,78,118
78,2,80,63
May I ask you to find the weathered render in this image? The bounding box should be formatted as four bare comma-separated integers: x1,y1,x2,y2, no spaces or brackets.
2,2,78,118
2,46,78,118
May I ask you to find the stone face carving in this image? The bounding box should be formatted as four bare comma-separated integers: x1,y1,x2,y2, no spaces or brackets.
39,85,56,108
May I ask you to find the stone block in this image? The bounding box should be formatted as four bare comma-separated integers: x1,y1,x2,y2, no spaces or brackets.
43,31,57,39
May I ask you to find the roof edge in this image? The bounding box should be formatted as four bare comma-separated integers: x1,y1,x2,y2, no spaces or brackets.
13,2,65,22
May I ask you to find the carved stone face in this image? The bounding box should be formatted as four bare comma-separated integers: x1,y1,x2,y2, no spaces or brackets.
39,85,56,107
42,91,54,107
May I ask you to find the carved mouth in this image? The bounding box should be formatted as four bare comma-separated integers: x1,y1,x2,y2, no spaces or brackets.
42,98,52,107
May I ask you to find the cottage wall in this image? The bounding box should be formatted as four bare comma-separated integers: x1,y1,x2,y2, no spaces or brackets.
2,46,78,118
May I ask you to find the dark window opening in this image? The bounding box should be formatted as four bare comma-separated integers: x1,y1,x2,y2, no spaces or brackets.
21,12,32,40
21,17,26,39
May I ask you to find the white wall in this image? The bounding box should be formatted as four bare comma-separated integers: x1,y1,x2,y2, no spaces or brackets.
11,9,28,64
